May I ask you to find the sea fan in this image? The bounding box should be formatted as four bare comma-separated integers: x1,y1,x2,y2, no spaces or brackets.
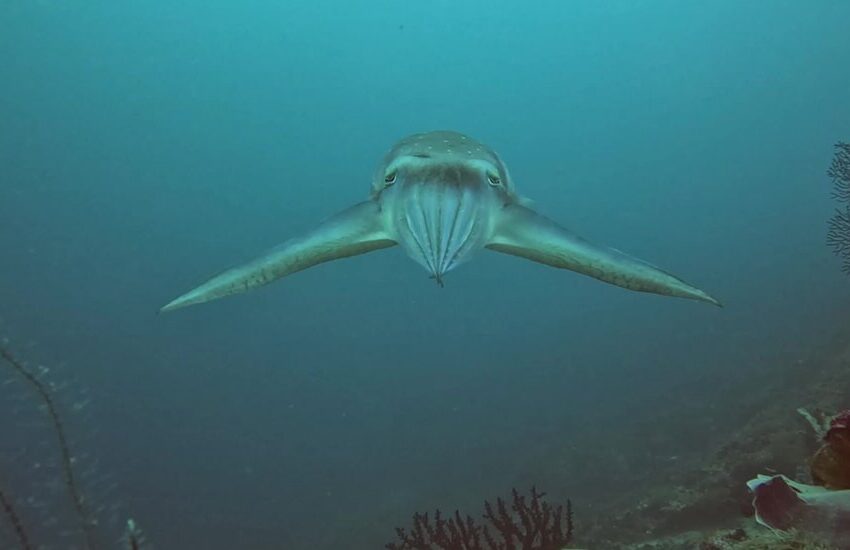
827,142,850,274
387,486,573,550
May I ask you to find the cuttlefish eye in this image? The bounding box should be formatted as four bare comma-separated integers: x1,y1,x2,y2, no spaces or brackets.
487,173,501,187
384,171,397,186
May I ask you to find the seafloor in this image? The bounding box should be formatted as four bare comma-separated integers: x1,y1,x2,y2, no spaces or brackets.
566,312,850,549
4,308,849,549
374,308,850,550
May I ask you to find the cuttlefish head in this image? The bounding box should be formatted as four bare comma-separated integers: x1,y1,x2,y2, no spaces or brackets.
371,131,519,285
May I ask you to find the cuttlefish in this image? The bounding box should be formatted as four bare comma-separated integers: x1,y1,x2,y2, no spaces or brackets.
160,131,720,312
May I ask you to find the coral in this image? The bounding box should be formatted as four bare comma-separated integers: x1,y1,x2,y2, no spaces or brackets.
796,408,830,440
573,322,850,547
388,509,484,550
125,518,146,550
1,338,147,550
745,408,850,545
387,487,573,550
810,409,850,489
0,483,32,550
827,142,850,273
1,333,151,550
0,343,98,549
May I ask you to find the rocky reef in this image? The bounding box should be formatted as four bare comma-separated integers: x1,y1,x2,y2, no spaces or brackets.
580,319,850,548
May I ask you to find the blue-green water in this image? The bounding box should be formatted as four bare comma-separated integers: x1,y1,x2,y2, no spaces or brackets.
1,1,849,548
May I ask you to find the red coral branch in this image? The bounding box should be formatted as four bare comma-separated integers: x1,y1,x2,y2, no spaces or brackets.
388,487,573,550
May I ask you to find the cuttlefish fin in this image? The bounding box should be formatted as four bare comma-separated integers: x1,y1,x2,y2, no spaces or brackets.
160,201,395,313
486,204,721,306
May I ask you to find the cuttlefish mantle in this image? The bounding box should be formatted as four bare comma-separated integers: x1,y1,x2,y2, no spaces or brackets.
160,131,720,312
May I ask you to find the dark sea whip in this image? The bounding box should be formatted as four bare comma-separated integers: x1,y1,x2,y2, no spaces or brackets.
0,344,98,550
0,482,33,550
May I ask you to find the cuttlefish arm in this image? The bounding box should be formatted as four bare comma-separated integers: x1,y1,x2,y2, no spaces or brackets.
160,201,395,313
486,204,721,306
